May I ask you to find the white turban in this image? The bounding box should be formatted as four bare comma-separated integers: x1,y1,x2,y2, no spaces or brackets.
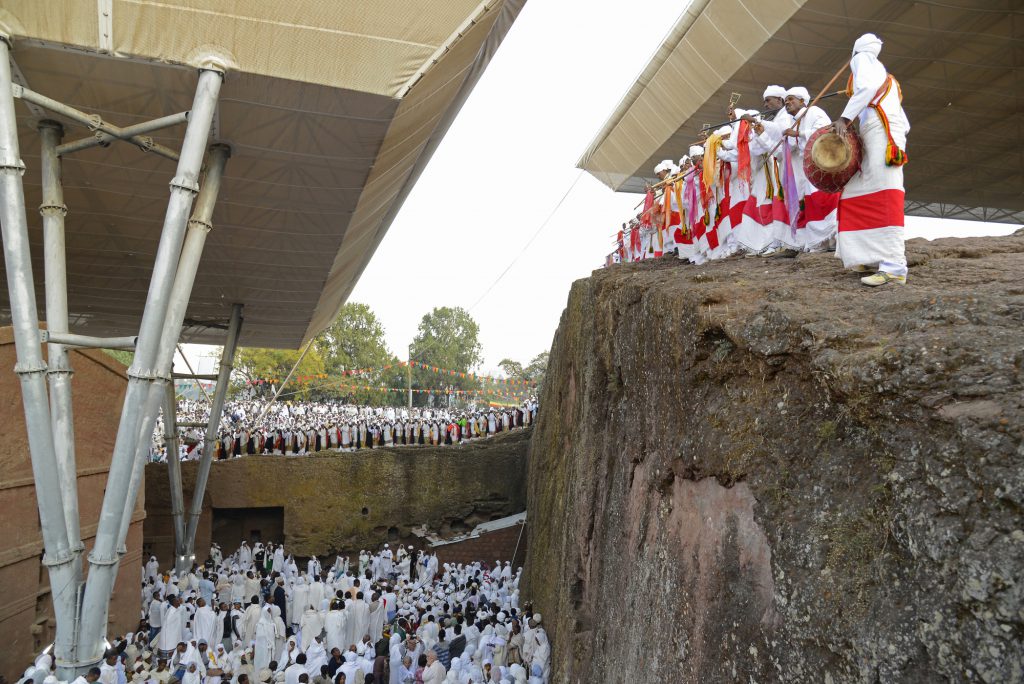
688,145,704,157
853,33,882,57
678,155,690,167
762,85,786,99
653,159,674,174
785,86,810,103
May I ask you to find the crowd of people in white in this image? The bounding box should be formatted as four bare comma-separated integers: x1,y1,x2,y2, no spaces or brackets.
153,400,539,462
21,541,549,684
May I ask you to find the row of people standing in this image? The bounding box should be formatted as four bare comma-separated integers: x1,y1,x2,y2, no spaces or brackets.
611,33,910,287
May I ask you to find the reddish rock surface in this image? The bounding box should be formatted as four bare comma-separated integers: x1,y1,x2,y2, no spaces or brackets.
524,233,1024,682
0,332,142,678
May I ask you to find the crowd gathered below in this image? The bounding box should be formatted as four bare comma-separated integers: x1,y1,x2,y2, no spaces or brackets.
19,540,549,684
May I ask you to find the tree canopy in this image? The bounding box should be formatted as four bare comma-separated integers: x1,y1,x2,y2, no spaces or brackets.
409,306,483,407
233,302,403,403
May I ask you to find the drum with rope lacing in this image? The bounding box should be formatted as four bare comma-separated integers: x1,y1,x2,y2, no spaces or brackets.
803,125,862,194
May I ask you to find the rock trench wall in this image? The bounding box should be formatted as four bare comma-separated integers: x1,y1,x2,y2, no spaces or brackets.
524,234,1024,683
145,427,530,564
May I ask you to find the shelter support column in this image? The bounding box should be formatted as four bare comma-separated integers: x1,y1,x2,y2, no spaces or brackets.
76,66,223,668
0,36,81,677
126,143,232,574
39,120,85,560
183,302,243,565
163,382,186,569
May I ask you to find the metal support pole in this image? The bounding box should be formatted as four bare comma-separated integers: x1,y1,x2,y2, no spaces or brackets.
76,67,223,667
39,121,84,558
56,111,189,156
117,144,232,563
163,382,187,570
14,85,181,161
0,37,80,677
182,303,242,565
40,331,137,349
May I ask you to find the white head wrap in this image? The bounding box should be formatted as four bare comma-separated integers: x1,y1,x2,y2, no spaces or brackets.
763,85,787,99
678,155,690,167
785,86,810,103
853,33,882,57
688,145,704,157
653,159,674,174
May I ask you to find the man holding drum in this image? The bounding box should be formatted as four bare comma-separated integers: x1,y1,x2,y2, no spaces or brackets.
833,33,911,286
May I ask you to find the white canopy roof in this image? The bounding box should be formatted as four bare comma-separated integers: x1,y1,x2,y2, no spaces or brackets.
0,0,526,347
578,0,1023,224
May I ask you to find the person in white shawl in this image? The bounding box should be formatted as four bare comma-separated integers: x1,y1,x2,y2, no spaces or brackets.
325,600,349,653
299,604,325,650
346,595,370,650
254,606,278,670
528,631,549,684
273,545,286,573
276,636,301,671
508,664,528,684
270,604,288,656
387,634,404,684
367,594,386,642
182,662,203,684
193,598,219,649
157,596,184,654
337,651,363,684
304,635,329,676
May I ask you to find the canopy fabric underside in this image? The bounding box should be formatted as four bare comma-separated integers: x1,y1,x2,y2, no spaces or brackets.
578,0,1023,224
0,0,526,347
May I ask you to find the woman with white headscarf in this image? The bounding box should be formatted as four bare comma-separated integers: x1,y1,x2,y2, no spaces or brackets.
277,636,301,671
270,604,288,655
508,664,527,684
388,633,404,684
529,632,549,684
305,635,329,676
253,606,278,669
182,662,203,684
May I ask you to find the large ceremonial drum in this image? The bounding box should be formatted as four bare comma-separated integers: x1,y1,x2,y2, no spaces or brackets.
804,126,862,193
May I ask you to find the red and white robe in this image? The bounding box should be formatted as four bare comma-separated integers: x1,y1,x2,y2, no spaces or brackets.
836,53,909,276
736,118,789,254
791,105,840,250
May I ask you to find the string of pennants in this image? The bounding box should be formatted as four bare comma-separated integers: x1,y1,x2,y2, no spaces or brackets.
243,361,535,388
332,384,532,397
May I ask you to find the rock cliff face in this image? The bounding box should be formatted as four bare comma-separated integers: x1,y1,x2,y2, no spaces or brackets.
523,234,1023,683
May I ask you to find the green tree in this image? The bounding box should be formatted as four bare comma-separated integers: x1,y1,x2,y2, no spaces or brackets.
494,351,547,402
233,346,327,401
314,302,403,404
524,351,549,391
498,358,524,379
409,306,483,407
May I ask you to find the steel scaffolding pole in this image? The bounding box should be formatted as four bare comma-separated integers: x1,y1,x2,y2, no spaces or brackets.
76,66,223,667
163,382,186,567
138,143,232,574
183,302,243,566
39,121,84,560
0,37,80,676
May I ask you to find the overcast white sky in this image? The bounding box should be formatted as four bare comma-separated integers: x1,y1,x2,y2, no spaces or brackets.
179,0,1018,376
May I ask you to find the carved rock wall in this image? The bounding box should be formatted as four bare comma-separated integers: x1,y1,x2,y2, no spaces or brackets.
524,234,1024,682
